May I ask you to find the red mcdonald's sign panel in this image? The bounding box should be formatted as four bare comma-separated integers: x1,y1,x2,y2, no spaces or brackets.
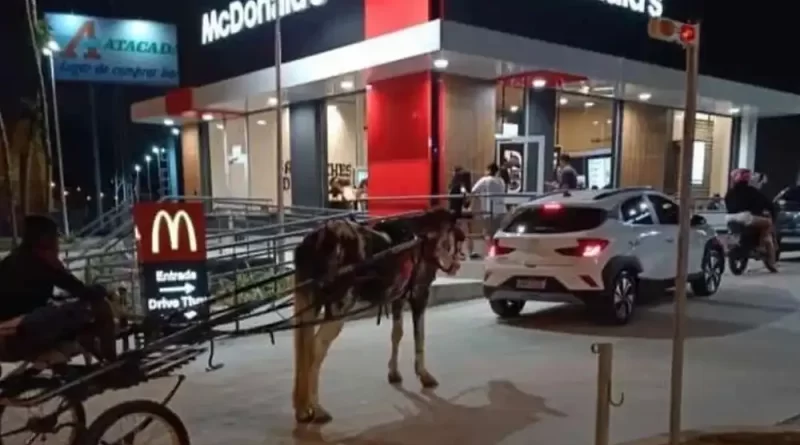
133,202,207,264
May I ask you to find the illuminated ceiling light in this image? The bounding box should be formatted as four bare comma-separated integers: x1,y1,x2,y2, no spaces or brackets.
638,92,652,101
340,80,354,90
216,123,224,130
257,120,266,126
433,58,449,69
532,78,546,89
267,97,278,106
584,101,595,108
163,118,174,126
607,119,612,124
593,120,599,125
201,113,213,121
509,105,519,112
559,97,568,105
730,107,741,114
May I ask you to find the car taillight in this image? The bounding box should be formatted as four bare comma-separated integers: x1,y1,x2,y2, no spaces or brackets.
488,239,515,257
555,238,609,257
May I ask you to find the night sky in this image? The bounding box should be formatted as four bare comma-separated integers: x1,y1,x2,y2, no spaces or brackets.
0,0,797,200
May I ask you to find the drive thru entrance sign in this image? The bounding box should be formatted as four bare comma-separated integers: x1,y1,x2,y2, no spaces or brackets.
649,17,700,445
133,202,209,317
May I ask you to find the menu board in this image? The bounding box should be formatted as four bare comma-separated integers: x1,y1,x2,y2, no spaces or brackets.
587,156,612,189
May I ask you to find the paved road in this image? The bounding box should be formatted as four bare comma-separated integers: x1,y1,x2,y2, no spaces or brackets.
76,257,800,444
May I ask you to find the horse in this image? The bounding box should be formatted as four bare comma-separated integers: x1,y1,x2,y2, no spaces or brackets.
292,207,465,424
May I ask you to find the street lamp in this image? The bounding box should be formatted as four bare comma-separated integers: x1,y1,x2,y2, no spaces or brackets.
134,164,141,201
42,39,69,235
144,154,153,197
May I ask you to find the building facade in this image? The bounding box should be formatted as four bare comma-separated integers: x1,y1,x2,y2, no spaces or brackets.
130,0,800,212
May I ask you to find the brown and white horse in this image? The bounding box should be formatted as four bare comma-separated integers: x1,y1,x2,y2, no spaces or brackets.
292,208,464,424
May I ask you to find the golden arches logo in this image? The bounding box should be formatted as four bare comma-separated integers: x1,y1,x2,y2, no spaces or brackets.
151,210,197,254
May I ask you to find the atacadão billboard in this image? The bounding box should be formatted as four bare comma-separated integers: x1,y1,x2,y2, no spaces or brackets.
44,13,179,86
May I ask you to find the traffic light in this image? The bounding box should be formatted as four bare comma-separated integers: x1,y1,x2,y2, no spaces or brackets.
648,17,698,47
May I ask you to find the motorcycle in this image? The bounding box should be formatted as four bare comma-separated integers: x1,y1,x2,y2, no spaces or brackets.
725,220,778,275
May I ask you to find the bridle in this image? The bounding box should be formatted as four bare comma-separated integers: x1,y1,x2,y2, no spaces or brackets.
419,223,465,275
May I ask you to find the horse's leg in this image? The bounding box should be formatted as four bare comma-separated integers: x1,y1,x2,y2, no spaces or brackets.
410,292,438,388
306,302,349,424
293,289,321,423
387,299,405,384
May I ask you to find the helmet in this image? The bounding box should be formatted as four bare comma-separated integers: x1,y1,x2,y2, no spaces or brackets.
730,168,752,185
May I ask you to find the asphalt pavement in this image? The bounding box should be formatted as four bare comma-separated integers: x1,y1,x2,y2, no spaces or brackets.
69,254,800,444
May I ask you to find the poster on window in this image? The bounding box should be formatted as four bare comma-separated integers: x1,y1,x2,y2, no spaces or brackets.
497,143,525,194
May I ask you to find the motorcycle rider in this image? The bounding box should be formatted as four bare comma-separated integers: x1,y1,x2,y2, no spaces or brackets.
724,168,778,272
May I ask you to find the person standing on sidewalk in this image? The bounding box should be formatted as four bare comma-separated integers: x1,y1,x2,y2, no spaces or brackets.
470,163,506,258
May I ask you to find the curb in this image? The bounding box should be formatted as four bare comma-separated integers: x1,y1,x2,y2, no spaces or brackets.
617,425,800,445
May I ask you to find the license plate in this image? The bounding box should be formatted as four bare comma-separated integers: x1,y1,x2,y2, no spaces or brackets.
516,278,546,290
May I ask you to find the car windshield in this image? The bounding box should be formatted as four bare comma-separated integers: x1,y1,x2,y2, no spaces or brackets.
502,205,608,234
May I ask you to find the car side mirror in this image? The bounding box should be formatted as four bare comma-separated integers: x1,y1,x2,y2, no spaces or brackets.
690,214,706,227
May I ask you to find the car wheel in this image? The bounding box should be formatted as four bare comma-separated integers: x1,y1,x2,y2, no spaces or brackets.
595,270,637,325
489,299,525,318
728,249,748,275
691,245,724,297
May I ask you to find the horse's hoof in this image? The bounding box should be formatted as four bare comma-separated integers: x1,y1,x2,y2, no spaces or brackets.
419,373,439,389
388,370,403,385
310,406,333,424
295,407,316,424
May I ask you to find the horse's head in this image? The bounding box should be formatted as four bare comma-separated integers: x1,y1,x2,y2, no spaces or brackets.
415,208,465,276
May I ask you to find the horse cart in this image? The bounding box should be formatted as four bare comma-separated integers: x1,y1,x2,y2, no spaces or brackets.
0,232,424,445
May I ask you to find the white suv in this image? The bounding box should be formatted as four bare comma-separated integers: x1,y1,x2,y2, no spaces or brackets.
483,188,725,324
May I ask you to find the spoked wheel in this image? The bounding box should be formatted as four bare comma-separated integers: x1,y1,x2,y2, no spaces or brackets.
690,245,724,297
592,270,637,325
728,250,748,275
84,400,189,445
0,378,86,445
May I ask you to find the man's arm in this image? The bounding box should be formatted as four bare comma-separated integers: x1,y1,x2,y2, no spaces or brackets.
471,177,487,194
39,256,90,298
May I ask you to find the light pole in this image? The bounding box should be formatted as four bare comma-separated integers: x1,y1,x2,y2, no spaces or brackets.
152,146,163,196
42,40,69,235
134,164,141,201
144,154,153,198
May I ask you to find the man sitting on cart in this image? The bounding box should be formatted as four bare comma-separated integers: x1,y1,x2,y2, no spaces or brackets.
0,215,117,363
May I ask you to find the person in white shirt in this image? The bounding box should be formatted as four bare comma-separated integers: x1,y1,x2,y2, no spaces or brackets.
471,163,506,257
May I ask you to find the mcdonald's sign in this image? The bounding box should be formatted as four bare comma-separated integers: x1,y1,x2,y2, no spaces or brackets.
133,202,207,263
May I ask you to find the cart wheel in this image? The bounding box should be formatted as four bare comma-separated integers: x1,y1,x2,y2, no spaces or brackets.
0,377,86,445
84,400,189,445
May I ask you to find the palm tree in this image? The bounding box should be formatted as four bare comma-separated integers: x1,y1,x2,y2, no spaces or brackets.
24,0,53,211
0,110,19,246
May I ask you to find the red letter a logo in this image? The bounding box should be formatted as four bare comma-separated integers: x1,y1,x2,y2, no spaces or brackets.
63,20,101,60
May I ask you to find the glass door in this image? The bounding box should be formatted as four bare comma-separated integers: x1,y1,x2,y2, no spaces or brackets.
495,135,546,204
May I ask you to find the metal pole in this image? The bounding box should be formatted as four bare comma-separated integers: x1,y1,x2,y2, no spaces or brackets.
668,23,700,445
49,55,69,235
135,171,141,202
275,9,285,259
89,85,103,221
145,160,152,198
594,343,613,445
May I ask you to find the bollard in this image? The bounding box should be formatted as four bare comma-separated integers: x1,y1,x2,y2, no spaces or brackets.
592,342,624,445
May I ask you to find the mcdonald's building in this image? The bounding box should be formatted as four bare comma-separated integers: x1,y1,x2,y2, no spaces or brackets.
130,0,800,211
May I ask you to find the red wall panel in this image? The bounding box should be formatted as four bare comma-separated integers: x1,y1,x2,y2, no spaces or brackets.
367,72,432,215
364,0,430,38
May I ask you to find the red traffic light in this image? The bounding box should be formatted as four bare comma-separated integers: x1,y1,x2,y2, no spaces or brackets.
679,24,697,44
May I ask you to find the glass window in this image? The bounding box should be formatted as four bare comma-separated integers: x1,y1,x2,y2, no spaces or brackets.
620,196,654,225
648,194,679,225
502,206,608,234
